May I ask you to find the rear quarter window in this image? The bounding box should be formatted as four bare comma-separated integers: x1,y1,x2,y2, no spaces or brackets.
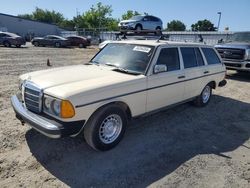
202,48,221,65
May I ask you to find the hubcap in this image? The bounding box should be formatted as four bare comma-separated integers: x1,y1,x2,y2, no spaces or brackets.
202,86,211,103
99,114,122,144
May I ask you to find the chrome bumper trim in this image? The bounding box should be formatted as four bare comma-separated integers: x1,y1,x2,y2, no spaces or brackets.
11,95,61,138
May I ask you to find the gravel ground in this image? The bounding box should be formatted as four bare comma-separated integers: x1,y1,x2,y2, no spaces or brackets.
0,43,249,188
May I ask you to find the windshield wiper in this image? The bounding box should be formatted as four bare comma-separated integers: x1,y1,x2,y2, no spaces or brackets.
112,67,142,75
105,62,118,67
105,63,141,75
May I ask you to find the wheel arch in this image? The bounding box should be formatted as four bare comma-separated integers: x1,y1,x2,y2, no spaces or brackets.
92,101,132,121
207,80,216,89
135,23,143,30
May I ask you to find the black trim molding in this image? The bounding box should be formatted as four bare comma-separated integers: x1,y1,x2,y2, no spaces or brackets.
76,71,226,108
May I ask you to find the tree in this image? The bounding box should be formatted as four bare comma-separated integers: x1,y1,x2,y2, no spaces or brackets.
82,2,113,29
166,20,186,31
18,7,65,25
121,10,140,20
18,14,33,20
191,19,216,31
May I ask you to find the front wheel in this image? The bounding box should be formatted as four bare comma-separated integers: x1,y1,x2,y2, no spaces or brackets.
3,41,11,47
193,84,212,107
84,104,127,151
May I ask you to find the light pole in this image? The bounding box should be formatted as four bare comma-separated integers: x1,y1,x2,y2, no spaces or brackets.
217,12,222,31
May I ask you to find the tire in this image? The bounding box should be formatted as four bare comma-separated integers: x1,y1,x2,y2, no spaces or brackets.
16,44,21,48
193,84,212,107
135,24,142,31
155,27,162,35
3,41,11,47
33,41,39,47
79,43,86,48
84,104,128,151
55,42,61,48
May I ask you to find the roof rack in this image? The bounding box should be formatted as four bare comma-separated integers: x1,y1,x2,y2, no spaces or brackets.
115,30,170,41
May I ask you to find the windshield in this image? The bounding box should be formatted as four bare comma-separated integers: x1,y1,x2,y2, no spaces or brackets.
232,32,250,42
91,43,155,74
130,15,144,21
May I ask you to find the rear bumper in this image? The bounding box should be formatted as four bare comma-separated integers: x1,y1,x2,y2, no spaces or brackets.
11,95,85,138
224,60,250,72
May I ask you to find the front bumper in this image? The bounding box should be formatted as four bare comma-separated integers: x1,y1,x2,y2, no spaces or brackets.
11,95,85,138
223,60,250,72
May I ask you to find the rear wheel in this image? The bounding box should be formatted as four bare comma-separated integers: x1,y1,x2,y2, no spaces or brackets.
55,42,61,48
79,43,86,48
84,104,127,151
16,44,21,48
193,84,212,107
3,41,11,47
33,41,39,47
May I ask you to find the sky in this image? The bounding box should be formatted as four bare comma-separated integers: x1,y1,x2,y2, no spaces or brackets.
1,0,249,31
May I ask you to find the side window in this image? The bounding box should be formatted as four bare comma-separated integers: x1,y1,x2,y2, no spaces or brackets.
156,48,180,71
143,16,149,21
181,47,198,68
195,48,205,66
202,48,221,65
0,33,7,38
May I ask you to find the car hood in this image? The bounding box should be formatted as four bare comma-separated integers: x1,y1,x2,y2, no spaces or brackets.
215,42,250,49
20,64,144,98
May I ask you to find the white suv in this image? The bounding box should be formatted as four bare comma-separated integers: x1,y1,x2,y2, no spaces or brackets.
11,40,227,151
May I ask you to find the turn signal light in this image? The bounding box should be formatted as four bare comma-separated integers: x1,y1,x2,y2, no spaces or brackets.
61,100,75,118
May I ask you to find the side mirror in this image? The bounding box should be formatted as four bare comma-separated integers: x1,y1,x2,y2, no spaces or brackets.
154,64,167,74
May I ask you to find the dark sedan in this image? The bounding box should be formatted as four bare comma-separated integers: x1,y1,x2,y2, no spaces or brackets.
31,35,70,48
66,35,91,48
0,32,26,48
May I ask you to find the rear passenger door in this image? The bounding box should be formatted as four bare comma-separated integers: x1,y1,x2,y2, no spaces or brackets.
180,47,208,99
146,47,185,112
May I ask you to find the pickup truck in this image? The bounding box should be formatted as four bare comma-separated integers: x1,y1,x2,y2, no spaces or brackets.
215,32,250,72
11,40,227,151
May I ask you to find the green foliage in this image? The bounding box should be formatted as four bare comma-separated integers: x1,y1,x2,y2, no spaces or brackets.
82,2,113,29
19,7,64,25
18,14,33,20
121,10,140,20
166,20,186,31
191,19,216,31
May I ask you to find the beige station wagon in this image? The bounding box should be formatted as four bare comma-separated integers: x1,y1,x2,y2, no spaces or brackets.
11,40,227,151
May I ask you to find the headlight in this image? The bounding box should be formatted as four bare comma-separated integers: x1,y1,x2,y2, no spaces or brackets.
43,95,75,118
245,49,250,60
52,100,61,115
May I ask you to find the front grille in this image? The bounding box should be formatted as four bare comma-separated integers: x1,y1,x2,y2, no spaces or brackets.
23,82,42,113
216,48,245,61
224,63,242,68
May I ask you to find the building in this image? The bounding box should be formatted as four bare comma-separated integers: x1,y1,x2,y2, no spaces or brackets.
0,13,65,40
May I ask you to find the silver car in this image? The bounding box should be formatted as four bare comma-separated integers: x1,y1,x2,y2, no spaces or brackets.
118,15,163,31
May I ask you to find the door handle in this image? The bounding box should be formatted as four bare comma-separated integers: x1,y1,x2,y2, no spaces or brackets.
204,71,209,74
178,76,186,79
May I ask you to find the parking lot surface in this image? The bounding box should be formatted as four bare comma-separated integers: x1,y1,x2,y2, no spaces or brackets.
0,44,249,187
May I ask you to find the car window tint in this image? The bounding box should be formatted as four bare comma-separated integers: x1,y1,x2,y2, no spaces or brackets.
195,48,205,66
202,48,221,65
181,47,198,68
156,48,180,71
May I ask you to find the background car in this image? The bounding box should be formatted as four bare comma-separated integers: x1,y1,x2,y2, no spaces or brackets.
0,31,26,48
31,35,70,48
66,35,91,48
118,15,163,31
